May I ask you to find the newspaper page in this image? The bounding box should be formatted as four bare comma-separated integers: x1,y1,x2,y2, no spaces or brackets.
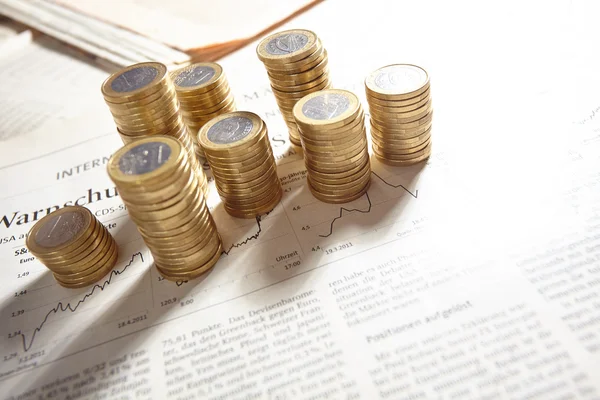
1,0,600,399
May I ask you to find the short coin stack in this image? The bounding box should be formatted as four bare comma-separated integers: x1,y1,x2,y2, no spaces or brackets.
365,64,433,166
293,89,371,203
198,111,282,218
101,61,208,195
171,62,236,158
26,206,118,288
256,29,332,147
107,136,222,281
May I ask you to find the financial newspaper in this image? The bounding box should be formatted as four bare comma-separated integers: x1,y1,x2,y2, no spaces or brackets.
1,0,600,398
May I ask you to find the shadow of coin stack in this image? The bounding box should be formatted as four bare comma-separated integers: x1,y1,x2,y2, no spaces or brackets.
26,206,118,288
171,62,236,159
365,64,433,165
107,136,222,281
293,89,371,203
256,29,332,147
100,61,208,195
198,111,282,218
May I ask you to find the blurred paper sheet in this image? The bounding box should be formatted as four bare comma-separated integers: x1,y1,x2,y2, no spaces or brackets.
54,0,321,53
0,32,116,168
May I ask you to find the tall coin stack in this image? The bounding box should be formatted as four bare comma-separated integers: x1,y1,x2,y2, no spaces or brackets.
256,29,332,147
107,136,222,281
365,64,433,166
198,111,282,218
101,61,208,195
293,89,371,203
171,62,236,158
26,206,118,288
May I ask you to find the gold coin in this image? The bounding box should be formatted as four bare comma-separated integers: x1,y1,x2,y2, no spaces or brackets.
153,233,221,269
102,62,169,102
211,160,276,185
127,183,202,222
106,91,178,116
370,119,433,138
177,83,231,105
136,200,210,239
308,179,370,204
370,100,432,123
104,84,175,111
293,89,361,130
47,225,109,274
300,123,366,148
31,218,101,265
129,192,204,231
209,147,273,175
54,242,119,288
198,112,264,153
152,227,220,261
26,206,95,258
270,71,330,93
257,29,319,65
365,64,430,101
123,170,197,213
52,230,112,276
307,145,368,170
308,164,371,193
370,110,434,130
308,175,371,199
214,166,278,195
142,215,214,251
171,62,224,95
366,87,431,108
108,136,183,186
373,140,432,160
223,186,282,219
368,95,430,114
156,239,222,281
374,144,432,166
371,127,432,149
263,45,326,74
221,176,281,206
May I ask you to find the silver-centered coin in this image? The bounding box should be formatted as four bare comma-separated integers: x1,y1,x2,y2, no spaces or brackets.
265,33,309,55
207,116,254,144
374,65,428,93
302,93,350,120
111,66,158,93
174,65,216,87
35,210,86,248
118,142,172,175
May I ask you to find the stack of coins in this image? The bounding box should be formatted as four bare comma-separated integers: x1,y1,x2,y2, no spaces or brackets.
365,64,433,166
100,61,208,195
171,62,236,158
107,136,222,281
256,29,332,147
293,89,371,203
198,111,282,218
26,206,118,289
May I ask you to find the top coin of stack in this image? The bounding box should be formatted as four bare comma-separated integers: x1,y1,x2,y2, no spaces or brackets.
171,62,236,159
198,112,282,219
26,206,118,289
256,29,332,147
293,89,371,204
365,64,433,166
107,136,222,282
101,61,208,195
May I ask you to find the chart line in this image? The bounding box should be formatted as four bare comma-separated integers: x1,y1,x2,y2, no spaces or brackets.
222,215,264,255
19,252,144,352
372,171,419,198
319,172,419,237
319,193,372,238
